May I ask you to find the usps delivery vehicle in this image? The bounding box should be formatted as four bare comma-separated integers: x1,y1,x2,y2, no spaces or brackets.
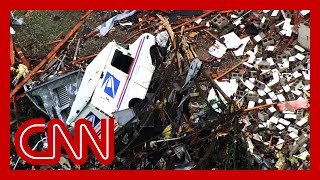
66,33,156,135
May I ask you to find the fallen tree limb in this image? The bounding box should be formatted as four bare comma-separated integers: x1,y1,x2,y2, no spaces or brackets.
80,10,93,20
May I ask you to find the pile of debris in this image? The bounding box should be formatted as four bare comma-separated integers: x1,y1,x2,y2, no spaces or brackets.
205,10,311,170
10,10,310,170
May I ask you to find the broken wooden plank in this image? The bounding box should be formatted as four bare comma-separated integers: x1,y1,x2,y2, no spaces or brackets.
15,46,30,69
243,103,277,112
73,38,81,60
10,35,15,65
71,54,97,64
84,30,97,40
157,14,176,48
203,29,219,41
80,10,93,20
127,14,153,31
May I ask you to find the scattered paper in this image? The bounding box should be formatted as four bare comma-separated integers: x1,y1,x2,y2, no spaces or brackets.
208,41,227,58
221,32,242,49
234,36,250,56
96,10,137,36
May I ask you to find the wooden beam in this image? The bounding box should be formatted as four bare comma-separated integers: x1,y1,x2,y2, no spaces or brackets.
10,35,15,65
243,103,277,112
203,29,219,41
214,57,249,80
71,54,97,64
15,46,30,69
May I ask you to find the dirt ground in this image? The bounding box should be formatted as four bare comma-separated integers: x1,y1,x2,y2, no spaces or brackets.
12,10,215,62
13,11,127,58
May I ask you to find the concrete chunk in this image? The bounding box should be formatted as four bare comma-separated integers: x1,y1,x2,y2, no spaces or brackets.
284,113,297,119
298,23,310,50
254,32,266,42
295,53,305,61
248,101,255,109
270,116,279,124
258,111,269,121
279,118,291,126
244,80,255,90
289,131,299,139
277,94,286,102
276,124,285,131
296,118,308,127
212,14,229,29
288,124,300,135
266,99,273,104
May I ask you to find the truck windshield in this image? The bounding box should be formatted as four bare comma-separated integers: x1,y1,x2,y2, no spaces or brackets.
111,49,133,74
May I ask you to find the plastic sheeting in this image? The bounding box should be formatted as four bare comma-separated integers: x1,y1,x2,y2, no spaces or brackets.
96,10,137,36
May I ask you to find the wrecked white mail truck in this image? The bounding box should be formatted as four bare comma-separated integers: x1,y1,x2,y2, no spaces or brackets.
66,33,156,135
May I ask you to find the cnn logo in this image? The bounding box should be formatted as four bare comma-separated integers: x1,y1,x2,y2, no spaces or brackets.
14,118,114,165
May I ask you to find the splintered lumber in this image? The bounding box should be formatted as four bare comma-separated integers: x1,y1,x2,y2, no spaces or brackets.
243,103,277,112
71,54,97,64
203,29,219,41
10,10,92,99
10,35,14,65
157,14,176,48
15,46,30,69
